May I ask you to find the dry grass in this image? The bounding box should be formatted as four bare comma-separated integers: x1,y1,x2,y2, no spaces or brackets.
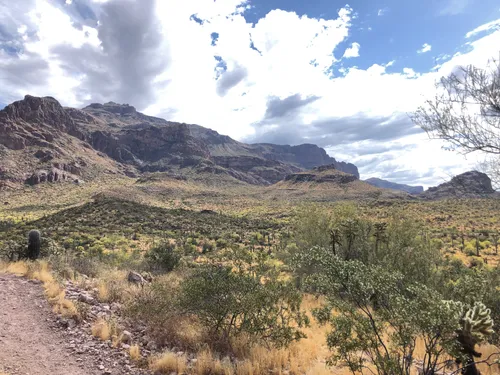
97,281,110,302
1,261,79,320
91,318,112,341
129,344,141,361
149,351,187,374
93,270,134,304
5,261,29,276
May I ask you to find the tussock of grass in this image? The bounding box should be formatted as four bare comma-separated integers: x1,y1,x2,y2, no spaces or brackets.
129,344,141,361
91,318,111,341
97,281,109,302
149,351,187,374
6,262,29,276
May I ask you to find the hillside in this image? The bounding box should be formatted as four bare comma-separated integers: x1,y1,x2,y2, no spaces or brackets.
268,164,407,200
0,96,359,187
420,170,497,199
364,177,424,194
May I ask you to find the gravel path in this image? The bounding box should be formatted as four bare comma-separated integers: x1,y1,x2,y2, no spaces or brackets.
0,273,147,375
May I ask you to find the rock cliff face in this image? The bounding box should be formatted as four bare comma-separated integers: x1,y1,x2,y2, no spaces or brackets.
364,177,424,194
0,95,359,186
0,95,83,151
246,143,360,178
284,165,358,184
420,171,496,199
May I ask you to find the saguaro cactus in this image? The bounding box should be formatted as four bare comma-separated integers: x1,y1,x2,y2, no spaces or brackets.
27,229,41,260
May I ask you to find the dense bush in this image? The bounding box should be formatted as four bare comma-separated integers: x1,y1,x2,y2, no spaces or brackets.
145,242,181,272
178,263,309,350
291,205,499,374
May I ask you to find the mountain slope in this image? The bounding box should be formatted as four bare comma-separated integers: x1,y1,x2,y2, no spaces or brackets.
268,164,407,201
0,96,359,186
364,177,424,194
420,171,496,199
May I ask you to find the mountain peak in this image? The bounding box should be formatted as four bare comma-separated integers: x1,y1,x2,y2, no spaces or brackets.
0,95,78,132
422,170,495,199
364,177,424,194
84,102,137,115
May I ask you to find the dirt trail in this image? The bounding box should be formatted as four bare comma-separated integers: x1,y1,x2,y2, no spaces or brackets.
0,273,141,375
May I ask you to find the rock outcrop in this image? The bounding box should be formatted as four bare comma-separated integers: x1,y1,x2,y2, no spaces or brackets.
248,143,360,178
420,171,496,199
284,164,358,184
364,177,424,194
0,95,83,150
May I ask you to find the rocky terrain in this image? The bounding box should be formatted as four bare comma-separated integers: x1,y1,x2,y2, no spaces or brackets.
0,96,359,187
364,177,424,194
283,164,359,184
0,273,150,375
420,171,497,199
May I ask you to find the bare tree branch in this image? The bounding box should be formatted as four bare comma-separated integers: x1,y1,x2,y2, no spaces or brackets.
410,55,500,156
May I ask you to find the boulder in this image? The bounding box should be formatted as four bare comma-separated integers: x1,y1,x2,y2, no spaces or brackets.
127,271,146,284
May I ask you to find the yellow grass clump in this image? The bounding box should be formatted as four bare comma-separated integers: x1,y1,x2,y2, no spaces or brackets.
129,344,141,361
149,351,187,374
91,318,114,341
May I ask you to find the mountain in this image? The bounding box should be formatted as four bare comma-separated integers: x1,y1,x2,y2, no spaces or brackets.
420,171,496,199
364,177,424,194
0,95,359,187
269,164,408,200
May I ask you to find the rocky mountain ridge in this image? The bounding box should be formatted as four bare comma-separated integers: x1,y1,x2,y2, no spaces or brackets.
364,177,424,194
420,171,496,199
0,96,359,186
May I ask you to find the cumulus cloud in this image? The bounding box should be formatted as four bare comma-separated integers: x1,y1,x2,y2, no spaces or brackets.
53,0,168,108
216,62,248,97
264,94,320,120
417,43,432,54
343,42,360,58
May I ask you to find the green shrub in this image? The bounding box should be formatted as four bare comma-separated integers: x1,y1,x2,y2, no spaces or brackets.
178,264,309,350
146,242,181,272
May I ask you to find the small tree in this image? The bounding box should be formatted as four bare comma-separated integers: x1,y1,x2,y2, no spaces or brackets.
307,255,461,375
178,262,308,350
145,242,181,272
410,56,500,188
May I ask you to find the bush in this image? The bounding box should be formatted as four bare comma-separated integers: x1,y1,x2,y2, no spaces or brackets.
178,264,309,350
124,273,200,349
145,242,181,272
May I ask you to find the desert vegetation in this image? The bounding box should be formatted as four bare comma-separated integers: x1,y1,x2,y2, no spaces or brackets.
1,187,500,374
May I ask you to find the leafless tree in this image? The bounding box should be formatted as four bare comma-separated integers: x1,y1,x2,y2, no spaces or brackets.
410,55,500,187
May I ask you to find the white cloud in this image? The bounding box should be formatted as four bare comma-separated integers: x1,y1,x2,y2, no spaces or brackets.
343,42,360,58
417,43,432,54
465,18,500,38
377,8,388,16
0,1,499,186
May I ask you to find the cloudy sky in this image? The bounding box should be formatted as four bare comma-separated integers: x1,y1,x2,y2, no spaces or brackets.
0,0,499,187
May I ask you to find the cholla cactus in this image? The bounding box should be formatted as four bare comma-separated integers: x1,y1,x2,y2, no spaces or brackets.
462,303,494,340
443,301,494,339
444,301,495,375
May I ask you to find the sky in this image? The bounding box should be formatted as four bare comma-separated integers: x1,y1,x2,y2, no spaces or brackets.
0,0,499,187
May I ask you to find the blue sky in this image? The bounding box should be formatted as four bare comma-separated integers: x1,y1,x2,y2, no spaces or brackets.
244,0,499,72
0,0,499,187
